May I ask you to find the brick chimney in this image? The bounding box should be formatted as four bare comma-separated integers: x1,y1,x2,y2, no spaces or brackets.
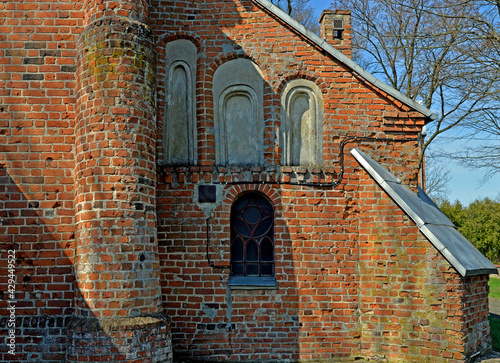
319,9,352,58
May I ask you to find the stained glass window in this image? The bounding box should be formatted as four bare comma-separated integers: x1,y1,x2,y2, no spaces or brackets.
230,193,274,277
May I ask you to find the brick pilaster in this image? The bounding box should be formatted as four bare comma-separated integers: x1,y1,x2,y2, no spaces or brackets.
67,0,171,361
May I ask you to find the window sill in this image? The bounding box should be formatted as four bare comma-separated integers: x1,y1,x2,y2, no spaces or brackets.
228,276,277,290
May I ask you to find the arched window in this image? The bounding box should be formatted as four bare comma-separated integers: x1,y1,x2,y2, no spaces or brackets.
230,192,274,278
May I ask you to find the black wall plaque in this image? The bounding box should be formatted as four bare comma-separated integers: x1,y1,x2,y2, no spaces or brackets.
198,185,216,203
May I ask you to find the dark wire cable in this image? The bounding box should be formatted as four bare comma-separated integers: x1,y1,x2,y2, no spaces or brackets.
206,218,230,270
206,136,419,269
212,136,418,188
335,136,418,185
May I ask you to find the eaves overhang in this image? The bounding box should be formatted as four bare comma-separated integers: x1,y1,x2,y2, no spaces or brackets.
252,0,439,122
351,148,498,277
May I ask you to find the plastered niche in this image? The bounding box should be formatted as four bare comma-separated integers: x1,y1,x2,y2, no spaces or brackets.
213,58,264,166
280,79,324,166
164,39,197,165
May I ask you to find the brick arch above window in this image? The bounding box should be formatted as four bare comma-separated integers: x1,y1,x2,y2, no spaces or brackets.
225,184,282,207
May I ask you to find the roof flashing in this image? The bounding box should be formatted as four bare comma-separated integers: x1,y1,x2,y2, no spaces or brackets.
351,148,498,277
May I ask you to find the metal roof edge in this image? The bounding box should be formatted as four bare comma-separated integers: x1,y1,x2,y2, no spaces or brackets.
419,225,467,277
351,148,498,277
350,149,426,228
252,0,438,121
463,267,499,277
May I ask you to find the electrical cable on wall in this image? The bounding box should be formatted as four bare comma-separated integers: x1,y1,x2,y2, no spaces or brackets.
206,136,420,270
206,217,230,270
211,136,419,189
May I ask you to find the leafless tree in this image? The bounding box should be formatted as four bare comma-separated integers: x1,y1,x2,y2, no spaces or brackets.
270,0,293,14
430,0,500,179
330,0,500,177
450,0,500,179
270,0,321,33
424,153,452,204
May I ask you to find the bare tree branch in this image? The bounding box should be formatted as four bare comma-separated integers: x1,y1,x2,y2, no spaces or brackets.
330,0,500,178
270,0,320,33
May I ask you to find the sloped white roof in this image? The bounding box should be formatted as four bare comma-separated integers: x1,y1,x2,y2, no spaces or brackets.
351,148,498,277
253,0,438,121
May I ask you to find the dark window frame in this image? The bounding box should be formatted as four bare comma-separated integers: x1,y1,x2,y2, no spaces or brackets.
229,192,277,289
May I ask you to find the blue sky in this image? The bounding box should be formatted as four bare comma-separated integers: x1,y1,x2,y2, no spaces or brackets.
307,0,500,204
309,0,331,18
429,137,500,205
445,160,500,205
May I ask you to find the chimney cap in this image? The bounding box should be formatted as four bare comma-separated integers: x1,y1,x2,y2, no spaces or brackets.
319,9,351,23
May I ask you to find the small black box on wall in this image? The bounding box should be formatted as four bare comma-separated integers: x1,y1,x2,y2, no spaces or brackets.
198,185,216,203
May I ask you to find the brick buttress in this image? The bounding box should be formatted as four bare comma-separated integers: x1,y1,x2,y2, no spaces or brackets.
67,0,171,361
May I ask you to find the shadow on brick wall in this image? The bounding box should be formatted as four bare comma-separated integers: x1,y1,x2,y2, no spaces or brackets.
152,0,306,360
0,165,74,361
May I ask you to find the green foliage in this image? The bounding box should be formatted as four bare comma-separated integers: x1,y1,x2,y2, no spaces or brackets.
490,278,500,300
490,315,500,352
439,200,466,227
439,197,500,263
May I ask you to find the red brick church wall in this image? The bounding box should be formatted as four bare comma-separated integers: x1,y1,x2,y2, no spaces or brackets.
357,169,491,362
152,0,490,362
0,0,81,360
0,0,492,361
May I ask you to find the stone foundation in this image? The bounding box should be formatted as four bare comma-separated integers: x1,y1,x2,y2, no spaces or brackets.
66,313,172,362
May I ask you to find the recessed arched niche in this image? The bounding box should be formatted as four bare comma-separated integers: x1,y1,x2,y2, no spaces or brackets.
213,59,264,166
280,79,324,166
164,39,197,165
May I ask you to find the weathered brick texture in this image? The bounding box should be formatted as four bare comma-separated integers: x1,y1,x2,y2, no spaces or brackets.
0,0,493,362
66,313,171,362
357,171,491,362
0,0,81,360
152,0,491,362
67,0,171,361
74,7,159,321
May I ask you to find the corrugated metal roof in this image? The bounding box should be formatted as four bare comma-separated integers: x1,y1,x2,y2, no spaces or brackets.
351,148,498,277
